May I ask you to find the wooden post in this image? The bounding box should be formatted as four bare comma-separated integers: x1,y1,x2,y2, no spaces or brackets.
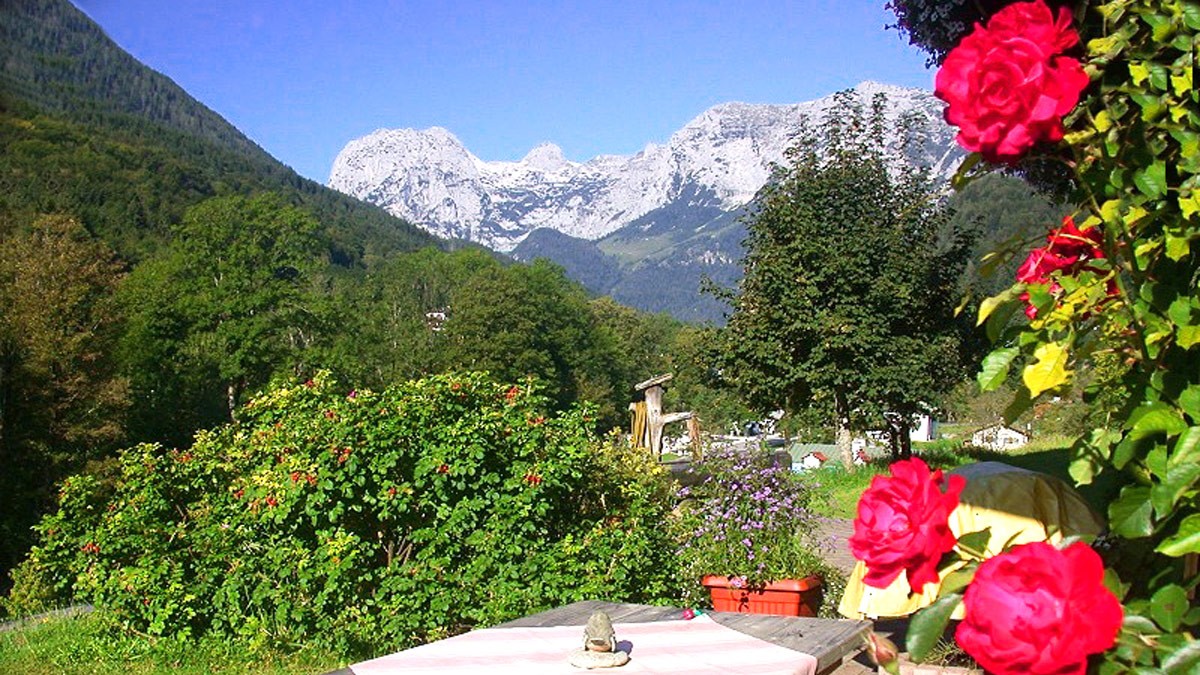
632,374,697,457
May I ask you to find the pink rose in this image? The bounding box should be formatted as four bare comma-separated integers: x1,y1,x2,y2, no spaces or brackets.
935,0,1090,163
957,541,1123,675
848,458,965,591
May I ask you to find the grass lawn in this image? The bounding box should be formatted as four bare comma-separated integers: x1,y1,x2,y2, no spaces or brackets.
804,436,1122,520
0,610,346,675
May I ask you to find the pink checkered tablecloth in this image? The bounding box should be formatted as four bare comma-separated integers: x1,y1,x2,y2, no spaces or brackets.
351,614,818,675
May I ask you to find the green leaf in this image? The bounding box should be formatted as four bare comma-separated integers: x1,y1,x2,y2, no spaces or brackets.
1169,427,1200,469
1151,459,1200,518
956,528,992,556
1109,486,1154,538
1129,62,1151,86
906,594,962,662
1023,341,1071,398
977,347,1018,392
1129,403,1188,441
1180,386,1200,419
1184,1,1200,30
1181,194,1200,220
976,288,1018,327
1003,387,1033,425
1157,514,1200,557
938,567,976,597
1070,454,1099,485
1151,585,1189,632
951,153,983,191
1134,162,1168,198
1163,638,1200,675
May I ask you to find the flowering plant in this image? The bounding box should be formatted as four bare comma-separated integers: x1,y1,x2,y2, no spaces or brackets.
675,445,833,607
879,0,1200,671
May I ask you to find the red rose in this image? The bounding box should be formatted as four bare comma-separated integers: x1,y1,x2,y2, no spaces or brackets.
848,457,965,591
935,0,1089,163
1018,217,1107,318
956,541,1122,675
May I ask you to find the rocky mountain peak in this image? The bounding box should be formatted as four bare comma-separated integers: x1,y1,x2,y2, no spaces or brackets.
328,82,960,251
520,142,574,173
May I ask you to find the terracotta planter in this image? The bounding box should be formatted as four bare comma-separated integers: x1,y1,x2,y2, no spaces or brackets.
701,574,822,616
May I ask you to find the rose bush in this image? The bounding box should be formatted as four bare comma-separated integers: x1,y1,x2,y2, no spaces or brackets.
847,458,964,591
883,0,1199,670
956,542,1123,675
934,0,1089,162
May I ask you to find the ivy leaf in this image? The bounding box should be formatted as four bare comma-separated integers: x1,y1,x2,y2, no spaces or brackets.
1023,341,1071,398
1151,585,1189,632
977,347,1018,392
1109,486,1154,538
1157,514,1200,557
906,594,962,663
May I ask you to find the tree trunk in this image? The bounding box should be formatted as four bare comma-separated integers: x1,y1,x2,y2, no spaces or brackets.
900,422,912,460
227,380,242,421
834,389,853,468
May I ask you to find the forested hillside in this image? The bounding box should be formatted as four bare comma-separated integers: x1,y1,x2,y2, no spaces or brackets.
0,0,438,263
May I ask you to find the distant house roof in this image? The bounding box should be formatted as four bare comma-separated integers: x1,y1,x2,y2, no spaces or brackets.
972,423,1028,438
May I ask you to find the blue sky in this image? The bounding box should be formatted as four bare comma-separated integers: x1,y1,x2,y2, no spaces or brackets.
75,1,935,183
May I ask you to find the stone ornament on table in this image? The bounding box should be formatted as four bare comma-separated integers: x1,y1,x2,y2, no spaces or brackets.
567,611,630,669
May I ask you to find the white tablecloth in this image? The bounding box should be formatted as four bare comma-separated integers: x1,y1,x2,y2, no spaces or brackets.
351,614,818,675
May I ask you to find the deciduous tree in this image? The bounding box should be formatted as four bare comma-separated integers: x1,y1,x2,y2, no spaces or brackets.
718,93,971,464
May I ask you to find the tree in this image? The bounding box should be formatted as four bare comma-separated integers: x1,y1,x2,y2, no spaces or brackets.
717,92,971,464
443,259,626,428
0,214,128,582
119,193,323,438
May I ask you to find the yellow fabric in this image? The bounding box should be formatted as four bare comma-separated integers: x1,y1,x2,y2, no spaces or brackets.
838,462,1106,620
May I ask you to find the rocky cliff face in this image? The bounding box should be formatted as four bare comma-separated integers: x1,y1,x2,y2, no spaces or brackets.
328,82,960,252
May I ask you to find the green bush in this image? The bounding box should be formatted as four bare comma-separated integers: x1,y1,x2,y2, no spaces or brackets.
5,372,681,655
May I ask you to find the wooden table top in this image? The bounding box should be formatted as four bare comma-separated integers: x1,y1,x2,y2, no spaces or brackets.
334,600,870,675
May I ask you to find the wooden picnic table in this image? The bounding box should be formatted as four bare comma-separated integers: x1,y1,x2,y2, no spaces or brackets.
332,600,870,674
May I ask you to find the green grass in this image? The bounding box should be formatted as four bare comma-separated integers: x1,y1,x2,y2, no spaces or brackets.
804,436,1121,519
0,610,346,675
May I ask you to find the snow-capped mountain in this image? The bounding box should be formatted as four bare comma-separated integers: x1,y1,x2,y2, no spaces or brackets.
328,82,959,252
